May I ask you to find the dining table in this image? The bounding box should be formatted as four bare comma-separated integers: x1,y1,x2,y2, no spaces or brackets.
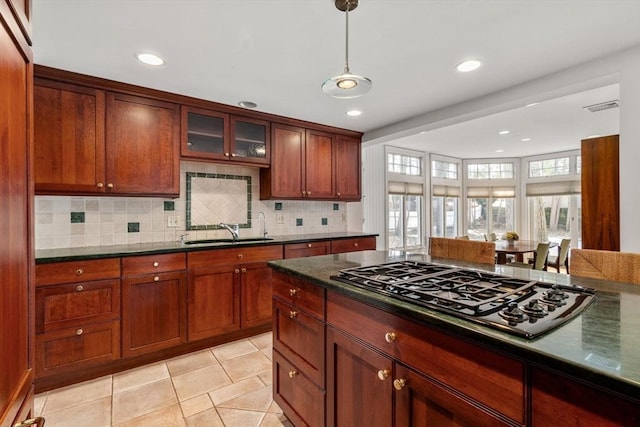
494,239,558,265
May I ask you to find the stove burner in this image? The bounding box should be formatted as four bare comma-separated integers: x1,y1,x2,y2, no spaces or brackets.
330,260,596,339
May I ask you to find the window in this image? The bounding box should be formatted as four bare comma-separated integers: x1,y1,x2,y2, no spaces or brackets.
467,197,515,240
576,156,582,174
467,162,514,179
388,153,421,176
529,157,570,177
432,197,459,238
432,160,457,179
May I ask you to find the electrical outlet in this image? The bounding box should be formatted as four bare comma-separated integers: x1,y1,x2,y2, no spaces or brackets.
167,216,179,227
276,214,285,224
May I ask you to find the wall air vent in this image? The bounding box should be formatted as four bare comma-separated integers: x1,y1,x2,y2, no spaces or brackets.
582,100,619,112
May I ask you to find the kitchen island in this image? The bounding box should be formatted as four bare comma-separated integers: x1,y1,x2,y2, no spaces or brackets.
268,250,639,426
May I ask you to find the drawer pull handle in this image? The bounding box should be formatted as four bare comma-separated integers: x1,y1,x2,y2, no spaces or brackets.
76,268,84,276
393,378,407,390
354,242,359,247
289,311,298,319
154,276,160,282
289,288,298,296
385,332,397,343
235,269,240,274
238,253,244,259
107,183,114,188
377,369,390,381
288,370,298,378
153,261,159,267
76,328,84,336
76,285,84,292
96,182,104,188
241,268,247,273
307,243,312,248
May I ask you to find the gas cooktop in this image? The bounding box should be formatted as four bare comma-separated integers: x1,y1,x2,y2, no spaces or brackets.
330,261,595,339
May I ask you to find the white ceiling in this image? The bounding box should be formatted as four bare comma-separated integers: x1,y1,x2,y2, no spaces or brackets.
32,0,640,158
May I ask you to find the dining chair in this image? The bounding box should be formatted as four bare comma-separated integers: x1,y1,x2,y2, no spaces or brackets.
547,238,571,273
455,235,470,240
510,242,550,271
484,232,497,242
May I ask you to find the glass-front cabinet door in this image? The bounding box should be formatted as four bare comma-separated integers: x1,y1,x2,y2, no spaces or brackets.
230,116,270,165
181,106,229,161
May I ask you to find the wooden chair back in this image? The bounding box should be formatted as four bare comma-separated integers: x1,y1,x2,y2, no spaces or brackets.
570,249,640,284
532,242,550,270
429,237,496,265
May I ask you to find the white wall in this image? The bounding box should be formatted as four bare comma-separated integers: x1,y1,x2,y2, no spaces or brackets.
362,44,640,252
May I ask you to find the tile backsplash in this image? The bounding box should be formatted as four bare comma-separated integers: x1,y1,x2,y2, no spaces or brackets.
35,161,352,250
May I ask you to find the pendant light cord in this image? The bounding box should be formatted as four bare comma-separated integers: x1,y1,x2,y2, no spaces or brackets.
344,0,350,73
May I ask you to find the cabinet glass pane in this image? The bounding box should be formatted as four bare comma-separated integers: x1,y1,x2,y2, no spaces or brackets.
234,121,266,159
187,112,224,154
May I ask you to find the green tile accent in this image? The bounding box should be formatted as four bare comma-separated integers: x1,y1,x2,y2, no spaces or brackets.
296,218,303,226
275,202,283,211
127,222,140,233
321,218,328,225
333,203,339,211
164,201,175,211
70,212,85,223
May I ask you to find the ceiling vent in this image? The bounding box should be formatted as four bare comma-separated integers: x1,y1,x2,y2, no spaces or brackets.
582,100,620,112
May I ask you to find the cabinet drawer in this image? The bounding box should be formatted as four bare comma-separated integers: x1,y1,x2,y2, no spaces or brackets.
36,279,120,333
326,291,525,424
331,236,376,254
36,258,120,286
188,245,283,268
272,271,325,320
273,350,325,427
35,320,120,378
122,252,186,276
284,241,330,259
273,299,325,387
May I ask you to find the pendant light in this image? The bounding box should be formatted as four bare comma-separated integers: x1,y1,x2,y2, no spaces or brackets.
322,0,372,98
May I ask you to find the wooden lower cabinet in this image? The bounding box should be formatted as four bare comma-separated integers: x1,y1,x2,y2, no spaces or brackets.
284,241,331,259
330,236,376,254
122,270,187,357
241,261,276,329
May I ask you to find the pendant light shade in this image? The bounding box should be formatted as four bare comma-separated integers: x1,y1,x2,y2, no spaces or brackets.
322,0,372,98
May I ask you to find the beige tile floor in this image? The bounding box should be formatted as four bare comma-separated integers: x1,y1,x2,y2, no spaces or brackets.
34,332,293,427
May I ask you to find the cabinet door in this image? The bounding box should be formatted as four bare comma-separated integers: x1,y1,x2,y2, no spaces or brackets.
326,327,393,427
34,79,106,194
231,116,270,166
331,236,377,254
394,364,509,427
181,106,229,161
188,265,240,341
305,129,334,199
122,271,187,357
106,93,180,196
283,241,331,259
334,135,361,200
241,261,274,329
262,124,305,199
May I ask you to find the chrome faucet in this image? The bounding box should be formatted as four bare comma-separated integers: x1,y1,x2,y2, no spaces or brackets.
219,223,239,240
258,211,268,238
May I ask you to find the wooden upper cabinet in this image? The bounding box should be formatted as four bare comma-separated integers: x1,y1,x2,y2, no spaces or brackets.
334,135,361,200
581,135,620,251
230,116,270,166
106,93,180,197
304,129,334,199
261,124,305,199
34,79,106,194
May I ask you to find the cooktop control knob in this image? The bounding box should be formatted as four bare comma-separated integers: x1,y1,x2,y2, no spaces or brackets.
522,298,548,318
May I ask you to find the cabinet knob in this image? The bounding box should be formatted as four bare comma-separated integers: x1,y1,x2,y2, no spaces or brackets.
96,182,104,188
231,153,237,157
225,152,230,157
393,378,407,390
384,332,397,343
235,269,240,274
289,288,298,296
337,192,341,197
307,191,311,196
241,268,247,273
107,183,114,188
154,276,160,282
153,261,159,267
302,190,307,196
289,311,298,319
76,268,84,276
307,243,312,248
76,285,84,292
238,253,244,259
377,369,390,381
354,242,359,247
76,328,84,336
288,370,298,379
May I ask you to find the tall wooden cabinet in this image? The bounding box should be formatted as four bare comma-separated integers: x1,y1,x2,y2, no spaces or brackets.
0,1,35,426
581,135,620,251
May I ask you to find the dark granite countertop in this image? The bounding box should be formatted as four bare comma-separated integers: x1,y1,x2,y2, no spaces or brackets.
267,250,640,401
35,232,378,263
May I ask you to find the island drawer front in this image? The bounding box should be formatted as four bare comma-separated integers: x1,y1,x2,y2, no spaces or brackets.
36,320,121,377
326,291,525,424
36,278,120,334
188,245,283,268
122,252,186,276
330,236,377,253
273,350,325,427
284,241,330,259
273,298,325,387
36,258,121,286
272,271,325,320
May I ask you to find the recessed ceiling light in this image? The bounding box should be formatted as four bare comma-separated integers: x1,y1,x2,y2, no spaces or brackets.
525,102,539,107
456,59,481,72
238,101,258,109
136,52,165,66
521,138,531,142
498,130,510,135
496,149,505,153
346,110,362,117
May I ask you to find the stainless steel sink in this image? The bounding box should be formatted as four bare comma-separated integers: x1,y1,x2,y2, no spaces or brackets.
183,237,274,245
